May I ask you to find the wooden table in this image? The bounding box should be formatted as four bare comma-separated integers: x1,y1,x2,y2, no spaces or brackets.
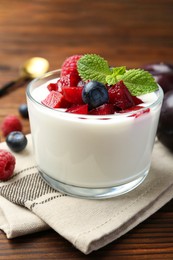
0,0,173,259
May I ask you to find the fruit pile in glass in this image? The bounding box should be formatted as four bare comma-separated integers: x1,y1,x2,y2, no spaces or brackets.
40,54,159,116
26,54,163,199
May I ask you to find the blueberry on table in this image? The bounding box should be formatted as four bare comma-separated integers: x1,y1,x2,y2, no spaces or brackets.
18,104,29,118
6,131,27,152
82,81,109,109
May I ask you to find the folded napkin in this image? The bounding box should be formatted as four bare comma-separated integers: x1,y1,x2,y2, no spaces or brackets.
0,134,173,254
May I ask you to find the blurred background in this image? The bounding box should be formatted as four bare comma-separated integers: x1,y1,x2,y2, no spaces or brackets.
0,0,173,76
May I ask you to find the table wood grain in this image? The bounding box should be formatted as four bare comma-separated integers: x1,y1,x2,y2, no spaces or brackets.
0,0,173,259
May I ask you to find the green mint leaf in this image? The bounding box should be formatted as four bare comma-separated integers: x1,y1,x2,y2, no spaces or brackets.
77,54,112,84
105,74,117,85
112,66,126,76
106,66,126,85
119,69,158,96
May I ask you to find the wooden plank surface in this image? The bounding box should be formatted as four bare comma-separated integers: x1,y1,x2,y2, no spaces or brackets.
0,0,173,259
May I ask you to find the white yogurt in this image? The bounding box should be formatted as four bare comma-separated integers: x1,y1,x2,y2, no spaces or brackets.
26,70,163,198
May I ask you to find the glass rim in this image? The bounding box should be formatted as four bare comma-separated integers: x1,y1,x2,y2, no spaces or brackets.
26,69,164,120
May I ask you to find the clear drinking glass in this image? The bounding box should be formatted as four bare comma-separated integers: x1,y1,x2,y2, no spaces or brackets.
26,70,163,199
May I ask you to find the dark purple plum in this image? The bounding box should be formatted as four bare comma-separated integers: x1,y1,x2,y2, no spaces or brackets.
153,73,173,93
142,63,173,150
142,63,173,93
157,130,173,152
158,90,173,130
142,63,173,74
157,90,173,151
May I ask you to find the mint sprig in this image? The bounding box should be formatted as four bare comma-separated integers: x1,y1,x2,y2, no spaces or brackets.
77,54,158,96
119,69,158,96
77,54,112,84
106,66,126,85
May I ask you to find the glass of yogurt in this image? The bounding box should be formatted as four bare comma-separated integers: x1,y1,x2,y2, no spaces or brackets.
26,69,163,199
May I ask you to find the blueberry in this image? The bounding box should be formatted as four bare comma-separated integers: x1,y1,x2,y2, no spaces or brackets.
18,104,29,118
6,131,27,152
82,81,109,109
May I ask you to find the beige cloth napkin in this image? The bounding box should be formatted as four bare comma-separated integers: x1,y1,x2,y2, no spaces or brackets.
0,134,173,254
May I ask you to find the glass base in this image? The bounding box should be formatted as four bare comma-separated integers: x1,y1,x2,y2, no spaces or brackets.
39,170,148,199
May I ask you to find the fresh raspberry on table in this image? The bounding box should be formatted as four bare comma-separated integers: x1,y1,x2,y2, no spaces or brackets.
1,115,22,137
0,149,16,181
61,54,82,77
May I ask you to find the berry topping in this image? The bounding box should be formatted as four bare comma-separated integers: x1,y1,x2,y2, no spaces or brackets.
89,104,114,115
57,71,81,89
18,104,29,118
127,108,150,118
82,81,109,109
134,108,150,118
47,83,58,92
0,149,16,181
40,54,158,116
62,87,84,104
61,55,82,77
6,131,28,152
57,75,70,90
108,80,135,110
66,104,88,114
1,115,22,137
41,91,64,108
132,96,143,105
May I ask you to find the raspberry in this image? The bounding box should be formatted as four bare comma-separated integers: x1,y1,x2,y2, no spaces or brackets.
61,55,82,77
1,115,22,137
0,149,16,181
57,71,81,88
